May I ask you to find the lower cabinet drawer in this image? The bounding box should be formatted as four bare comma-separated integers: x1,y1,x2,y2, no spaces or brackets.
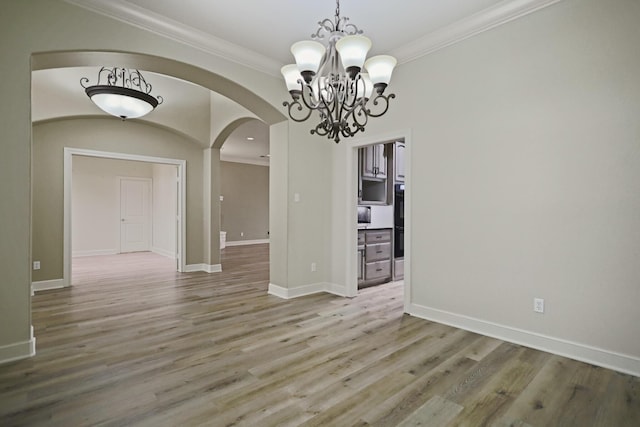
365,229,391,244
365,260,391,280
365,242,391,262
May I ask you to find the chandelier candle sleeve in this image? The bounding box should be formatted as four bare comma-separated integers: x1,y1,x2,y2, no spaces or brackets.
281,0,396,143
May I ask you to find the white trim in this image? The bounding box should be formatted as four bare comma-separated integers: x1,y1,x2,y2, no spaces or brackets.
151,246,177,259
62,0,282,75
63,0,563,73
72,249,118,257
32,279,66,293
392,0,564,63
268,282,348,300
184,263,222,273
408,303,640,378
225,239,270,247
325,283,349,297
0,327,35,365
64,148,187,289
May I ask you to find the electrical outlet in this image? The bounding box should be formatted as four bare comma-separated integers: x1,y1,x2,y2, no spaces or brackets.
33,261,41,270
240,232,244,237
311,262,317,272
534,298,545,313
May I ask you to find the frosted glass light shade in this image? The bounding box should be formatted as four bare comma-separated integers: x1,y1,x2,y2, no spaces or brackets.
291,40,326,74
281,64,303,92
335,35,371,70
356,73,374,99
86,86,157,119
364,55,397,85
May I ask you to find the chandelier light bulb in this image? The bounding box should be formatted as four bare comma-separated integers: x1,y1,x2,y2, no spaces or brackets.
80,67,162,120
291,40,326,82
89,91,154,119
364,55,397,90
335,35,372,78
356,73,374,100
281,64,303,92
281,0,396,143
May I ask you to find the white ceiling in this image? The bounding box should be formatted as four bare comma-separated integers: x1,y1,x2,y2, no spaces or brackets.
123,0,503,66
65,0,561,74
42,0,561,165
32,67,270,165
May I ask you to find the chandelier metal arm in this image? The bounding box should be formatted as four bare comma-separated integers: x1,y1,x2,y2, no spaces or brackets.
366,93,396,118
281,0,397,143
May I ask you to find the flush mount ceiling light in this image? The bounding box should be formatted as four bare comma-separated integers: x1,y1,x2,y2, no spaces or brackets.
80,67,163,120
281,0,397,143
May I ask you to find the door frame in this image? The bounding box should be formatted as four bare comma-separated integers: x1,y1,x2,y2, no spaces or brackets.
346,130,412,312
118,176,153,254
63,148,187,287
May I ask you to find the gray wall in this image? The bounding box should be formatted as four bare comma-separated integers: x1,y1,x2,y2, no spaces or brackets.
406,0,640,363
152,163,178,258
32,118,204,282
0,0,290,363
326,0,640,372
72,156,153,256
220,161,269,242
3,0,638,376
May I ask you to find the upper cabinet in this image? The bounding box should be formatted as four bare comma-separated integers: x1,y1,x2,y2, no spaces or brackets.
395,142,405,183
358,141,404,205
359,144,389,204
361,144,387,180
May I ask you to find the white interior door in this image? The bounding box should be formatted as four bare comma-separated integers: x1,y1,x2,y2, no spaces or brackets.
120,177,151,253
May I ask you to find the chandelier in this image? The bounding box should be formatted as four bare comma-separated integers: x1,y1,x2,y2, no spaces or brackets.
281,0,397,143
80,67,163,120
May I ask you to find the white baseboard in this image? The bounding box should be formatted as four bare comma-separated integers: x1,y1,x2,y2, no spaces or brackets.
72,249,118,257
325,283,349,297
151,246,176,259
32,278,66,294
408,303,640,378
225,239,270,247
268,282,348,299
184,263,222,273
0,326,35,365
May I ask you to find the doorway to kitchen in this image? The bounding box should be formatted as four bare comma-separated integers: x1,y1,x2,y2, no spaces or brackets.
350,133,410,310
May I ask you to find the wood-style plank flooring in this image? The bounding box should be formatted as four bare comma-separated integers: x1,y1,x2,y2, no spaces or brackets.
1,244,638,426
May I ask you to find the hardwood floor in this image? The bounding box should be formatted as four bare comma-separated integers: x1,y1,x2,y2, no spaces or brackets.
1,245,638,426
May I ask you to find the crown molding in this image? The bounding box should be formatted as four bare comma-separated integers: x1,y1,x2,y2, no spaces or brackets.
392,0,564,63
64,0,564,74
63,0,283,75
